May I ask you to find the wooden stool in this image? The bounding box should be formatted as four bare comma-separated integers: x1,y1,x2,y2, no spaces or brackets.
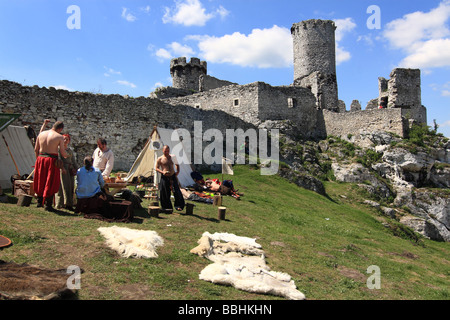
213,195,222,206
17,194,33,207
185,203,194,215
148,206,160,218
218,206,226,220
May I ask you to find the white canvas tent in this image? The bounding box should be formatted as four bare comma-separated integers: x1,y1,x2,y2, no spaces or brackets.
0,125,36,189
125,127,195,188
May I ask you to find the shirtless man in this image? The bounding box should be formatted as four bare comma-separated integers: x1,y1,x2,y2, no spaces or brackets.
155,145,185,212
34,121,68,211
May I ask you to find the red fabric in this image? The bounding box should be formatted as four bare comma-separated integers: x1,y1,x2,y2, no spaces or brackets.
34,155,61,200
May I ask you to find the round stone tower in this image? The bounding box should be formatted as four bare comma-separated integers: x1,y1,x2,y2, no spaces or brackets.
170,57,207,92
291,19,338,111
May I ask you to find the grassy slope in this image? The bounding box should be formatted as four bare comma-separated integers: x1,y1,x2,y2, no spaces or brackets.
0,165,448,300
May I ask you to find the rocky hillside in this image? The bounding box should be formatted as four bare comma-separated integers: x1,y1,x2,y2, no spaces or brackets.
276,121,450,242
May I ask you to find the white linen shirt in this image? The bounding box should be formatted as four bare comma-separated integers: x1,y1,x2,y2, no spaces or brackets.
92,147,114,178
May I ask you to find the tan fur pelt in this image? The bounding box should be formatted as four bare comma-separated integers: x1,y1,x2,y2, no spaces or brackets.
191,232,306,300
98,226,164,259
0,260,76,300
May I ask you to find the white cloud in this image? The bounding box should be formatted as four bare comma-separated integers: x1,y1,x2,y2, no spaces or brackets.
103,67,121,77
155,48,172,60
400,38,450,68
151,82,165,91
357,34,375,47
334,18,357,65
383,0,450,69
334,18,356,42
51,85,74,91
429,81,450,97
188,25,292,68
168,42,195,57
116,80,136,88
441,120,450,127
140,6,151,14
335,46,351,65
216,6,230,20
162,0,228,27
122,8,137,22
156,17,354,69
154,42,195,61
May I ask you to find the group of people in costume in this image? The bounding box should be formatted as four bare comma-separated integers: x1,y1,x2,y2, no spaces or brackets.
33,120,184,215
34,120,114,213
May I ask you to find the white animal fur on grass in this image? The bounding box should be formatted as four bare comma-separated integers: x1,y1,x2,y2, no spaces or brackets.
98,226,164,259
191,232,306,300
202,232,262,248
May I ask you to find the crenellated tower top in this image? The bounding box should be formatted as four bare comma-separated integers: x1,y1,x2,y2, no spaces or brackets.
170,57,207,92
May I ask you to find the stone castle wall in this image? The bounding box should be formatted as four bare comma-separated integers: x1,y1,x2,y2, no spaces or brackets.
257,83,323,137
0,80,255,171
164,81,324,138
199,74,237,92
323,108,407,138
165,82,261,125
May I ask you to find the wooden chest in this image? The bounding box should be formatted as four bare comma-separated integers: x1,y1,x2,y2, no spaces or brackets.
14,180,35,197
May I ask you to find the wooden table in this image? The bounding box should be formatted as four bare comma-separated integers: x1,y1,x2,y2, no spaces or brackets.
104,182,128,196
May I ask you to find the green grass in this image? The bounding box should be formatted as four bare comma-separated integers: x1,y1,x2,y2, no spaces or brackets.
0,165,448,300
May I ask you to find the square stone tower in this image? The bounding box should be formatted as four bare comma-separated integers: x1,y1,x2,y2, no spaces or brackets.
170,57,207,92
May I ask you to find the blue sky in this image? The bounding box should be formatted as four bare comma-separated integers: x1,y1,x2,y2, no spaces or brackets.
0,0,449,137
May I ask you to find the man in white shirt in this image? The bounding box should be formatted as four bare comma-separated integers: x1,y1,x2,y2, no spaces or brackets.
92,138,114,179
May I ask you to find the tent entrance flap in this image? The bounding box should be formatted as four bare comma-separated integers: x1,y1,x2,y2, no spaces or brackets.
0,125,36,189
125,127,194,188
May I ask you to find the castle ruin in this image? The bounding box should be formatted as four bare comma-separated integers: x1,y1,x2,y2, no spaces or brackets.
0,19,427,170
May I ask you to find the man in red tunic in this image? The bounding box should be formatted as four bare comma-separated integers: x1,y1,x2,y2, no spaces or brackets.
34,121,68,211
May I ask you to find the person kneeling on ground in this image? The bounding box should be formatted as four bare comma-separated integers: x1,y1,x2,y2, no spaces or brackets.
75,156,108,215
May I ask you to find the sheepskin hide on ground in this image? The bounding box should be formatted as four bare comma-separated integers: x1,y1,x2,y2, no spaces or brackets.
190,232,306,300
98,226,164,259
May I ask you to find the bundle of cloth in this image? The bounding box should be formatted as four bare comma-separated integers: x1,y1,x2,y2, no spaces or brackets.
190,172,242,200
